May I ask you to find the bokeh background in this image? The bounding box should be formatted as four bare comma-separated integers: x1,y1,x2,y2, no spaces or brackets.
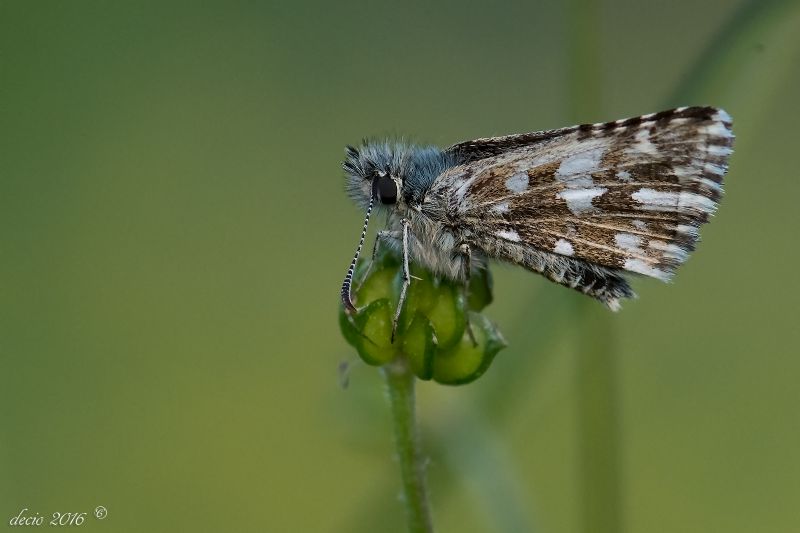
2,1,799,532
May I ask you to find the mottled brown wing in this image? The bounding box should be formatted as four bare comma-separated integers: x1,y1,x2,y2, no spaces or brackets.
437,106,733,283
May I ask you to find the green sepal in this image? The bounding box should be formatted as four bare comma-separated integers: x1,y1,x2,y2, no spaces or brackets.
425,284,466,350
432,312,507,385
338,304,363,348
401,312,437,380
405,265,438,314
355,258,399,309
468,268,493,311
350,298,397,366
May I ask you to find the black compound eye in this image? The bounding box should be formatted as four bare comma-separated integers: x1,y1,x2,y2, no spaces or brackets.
372,173,397,205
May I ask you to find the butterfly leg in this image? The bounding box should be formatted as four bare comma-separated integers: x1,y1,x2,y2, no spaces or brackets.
391,218,412,343
459,243,478,346
356,229,401,290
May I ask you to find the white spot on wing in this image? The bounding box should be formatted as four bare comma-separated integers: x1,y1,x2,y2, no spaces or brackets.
557,187,607,214
616,170,632,181
453,175,478,208
624,258,671,281
679,191,717,213
703,162,726,176
556,146,605,186
707,144,733,157
675,224,699,238
700,122,730,138
632,188,716,215
632,219,647,230
491,201,510,214
698,177,723,192
627,128,658,155
496,229,521,242
615,233,643,253
648,240,689,263
631,188,679,211
714,109,732,123
554,239,574,256
673,165,699,180
505,172,529,193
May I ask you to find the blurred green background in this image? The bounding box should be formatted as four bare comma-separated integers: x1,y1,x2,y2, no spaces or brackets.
2,1,799,532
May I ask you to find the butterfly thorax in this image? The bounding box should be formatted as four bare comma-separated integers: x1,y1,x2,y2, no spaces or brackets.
385,206,475,281
343,141,472,279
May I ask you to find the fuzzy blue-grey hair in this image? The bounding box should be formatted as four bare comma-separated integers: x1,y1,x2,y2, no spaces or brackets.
343,140,456,209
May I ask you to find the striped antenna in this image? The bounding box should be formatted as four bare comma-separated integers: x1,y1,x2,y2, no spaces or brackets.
341,196,374,313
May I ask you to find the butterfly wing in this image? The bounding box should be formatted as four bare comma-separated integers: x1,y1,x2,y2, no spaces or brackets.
432,106,733,309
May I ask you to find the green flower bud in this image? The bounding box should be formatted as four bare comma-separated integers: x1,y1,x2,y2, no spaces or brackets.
431,312,506,385
338,251,506,384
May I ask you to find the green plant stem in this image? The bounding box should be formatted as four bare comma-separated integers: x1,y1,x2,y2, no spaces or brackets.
565,0,601,123
669,0,799,106
574,305,622,533
566,0,624,532
383,359,433,533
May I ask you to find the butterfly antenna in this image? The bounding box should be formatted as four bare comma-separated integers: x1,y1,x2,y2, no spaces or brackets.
341,196,374,313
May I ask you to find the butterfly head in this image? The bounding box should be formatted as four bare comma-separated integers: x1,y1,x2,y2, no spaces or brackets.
343,143,406,212
339,142,409,313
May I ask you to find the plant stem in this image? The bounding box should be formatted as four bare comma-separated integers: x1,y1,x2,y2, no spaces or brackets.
383,358,433,533
574,305,623,533
565,0,624,532
669,0,799,106
565,0,601,123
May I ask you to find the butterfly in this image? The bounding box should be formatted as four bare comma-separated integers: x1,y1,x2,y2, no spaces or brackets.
340,106,733,338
